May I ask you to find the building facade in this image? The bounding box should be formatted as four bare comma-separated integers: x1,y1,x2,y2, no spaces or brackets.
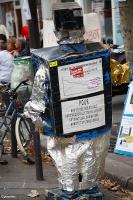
0,0,42,37
0,0,122,46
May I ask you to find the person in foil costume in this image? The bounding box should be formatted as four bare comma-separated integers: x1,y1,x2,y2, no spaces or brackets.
24,2,112,199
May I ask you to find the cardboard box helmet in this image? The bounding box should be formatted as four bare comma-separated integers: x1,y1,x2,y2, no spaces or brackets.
53,2,83,31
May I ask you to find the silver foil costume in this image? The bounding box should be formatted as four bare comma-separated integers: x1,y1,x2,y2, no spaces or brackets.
24,64,111,192
24,2,111,193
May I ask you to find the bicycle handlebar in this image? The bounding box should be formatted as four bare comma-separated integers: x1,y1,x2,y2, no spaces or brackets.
12,79,29,93
0,80,29,96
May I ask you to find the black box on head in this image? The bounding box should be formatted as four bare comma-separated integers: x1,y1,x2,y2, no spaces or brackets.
53,2,83,31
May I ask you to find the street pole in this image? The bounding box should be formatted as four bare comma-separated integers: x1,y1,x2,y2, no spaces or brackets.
119,0,133,73
28,0,40,49
27,1,42,180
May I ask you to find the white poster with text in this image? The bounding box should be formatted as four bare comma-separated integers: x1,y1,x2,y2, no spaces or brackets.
61,94,105,135
58,58,103,100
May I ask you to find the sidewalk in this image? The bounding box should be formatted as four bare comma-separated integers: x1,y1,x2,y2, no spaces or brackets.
0,152,133,198
0,153,58,198
105,153,133,191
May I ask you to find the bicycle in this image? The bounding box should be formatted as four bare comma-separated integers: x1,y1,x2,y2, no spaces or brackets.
0,80,32,164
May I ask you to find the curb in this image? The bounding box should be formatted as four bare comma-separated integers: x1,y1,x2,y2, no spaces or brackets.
127,179,133,191
104,171,133,191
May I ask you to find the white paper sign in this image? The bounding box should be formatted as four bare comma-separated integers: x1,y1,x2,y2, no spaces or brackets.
43,20,58,48
84,13,102,42
115,82,133,156
61,94,105,135
92,1,105,38
22,0,31,20
58,58,103,100
6,12,14,36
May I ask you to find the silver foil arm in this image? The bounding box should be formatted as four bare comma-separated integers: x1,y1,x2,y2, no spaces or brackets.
24,64,48,127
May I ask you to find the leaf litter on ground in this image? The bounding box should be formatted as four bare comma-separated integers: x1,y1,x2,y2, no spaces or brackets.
4,136,52,163
100,178,133,200
27,190,39,198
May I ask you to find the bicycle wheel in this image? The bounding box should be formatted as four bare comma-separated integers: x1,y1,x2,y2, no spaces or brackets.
15,116,32,157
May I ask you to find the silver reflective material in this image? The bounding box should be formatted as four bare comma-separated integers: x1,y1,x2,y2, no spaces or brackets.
24,64,47,127
24,4,111,193
24,55,111,193
47,132,110,192
24,54,111,193
55,29,84,44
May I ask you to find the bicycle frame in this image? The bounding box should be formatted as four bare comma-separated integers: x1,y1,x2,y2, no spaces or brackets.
0,79,29,160
0,97,17,145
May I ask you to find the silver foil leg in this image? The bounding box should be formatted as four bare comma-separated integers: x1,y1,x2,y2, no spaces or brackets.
47,132,110,192
47,137,79,192
79,132,111,190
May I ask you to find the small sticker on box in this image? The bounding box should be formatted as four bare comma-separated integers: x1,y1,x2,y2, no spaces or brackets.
49,61,58,67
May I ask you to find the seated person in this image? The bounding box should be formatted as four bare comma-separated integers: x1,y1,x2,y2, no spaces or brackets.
13,38,30,57
7,37,16,55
